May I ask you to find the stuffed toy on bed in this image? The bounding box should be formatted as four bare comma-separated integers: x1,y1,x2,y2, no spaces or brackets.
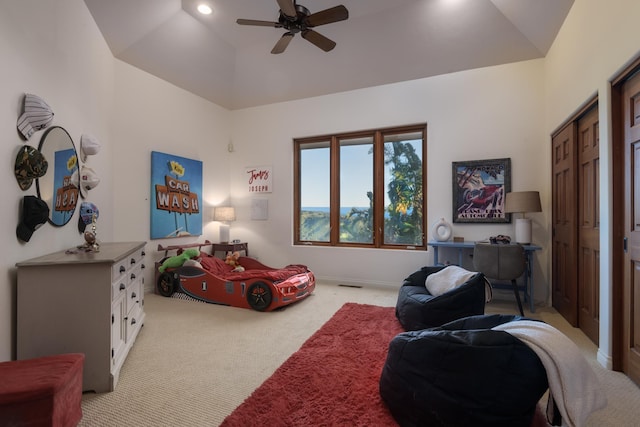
158,248,200,273
225,251,245,272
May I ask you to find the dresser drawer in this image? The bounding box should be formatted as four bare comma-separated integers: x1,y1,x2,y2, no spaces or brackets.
128,263,142,284
112,259,129,282
126,278,142,314
130,248,145,267
125,303,143,342
112,275,128,301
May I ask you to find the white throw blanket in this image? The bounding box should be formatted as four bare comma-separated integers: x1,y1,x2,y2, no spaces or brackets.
493,320,607,427
425,265,476,296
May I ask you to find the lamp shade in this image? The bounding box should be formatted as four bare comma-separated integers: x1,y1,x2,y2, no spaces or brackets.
214,206,236,222
504,191,541,244
504,191,541,214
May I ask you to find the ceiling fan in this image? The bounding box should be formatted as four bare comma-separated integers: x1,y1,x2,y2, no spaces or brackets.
236,0,349,54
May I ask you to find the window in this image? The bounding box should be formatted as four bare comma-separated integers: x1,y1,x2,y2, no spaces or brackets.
294,124,427,249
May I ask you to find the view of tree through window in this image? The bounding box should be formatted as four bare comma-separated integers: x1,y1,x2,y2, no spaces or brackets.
294,124,426,249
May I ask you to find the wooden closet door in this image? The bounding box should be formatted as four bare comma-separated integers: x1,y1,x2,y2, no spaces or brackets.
552,123,578,325
622,70,640,384
577,106,600,344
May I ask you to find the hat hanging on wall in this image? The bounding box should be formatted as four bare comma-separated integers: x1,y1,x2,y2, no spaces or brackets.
78,201,99,233
80,134,101,162
16,93,54,140
14,145,48,191
16,195,49,242
71,165,100,198
80,166,100,191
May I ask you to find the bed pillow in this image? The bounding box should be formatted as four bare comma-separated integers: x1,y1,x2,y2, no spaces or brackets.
199,253,233,274
425,265,476,296
183,258,203,269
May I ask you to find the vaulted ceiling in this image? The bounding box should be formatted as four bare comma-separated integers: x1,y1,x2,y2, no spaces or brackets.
84,0,574,110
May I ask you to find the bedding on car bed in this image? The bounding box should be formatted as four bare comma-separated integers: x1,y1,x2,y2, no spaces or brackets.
198,252,309,281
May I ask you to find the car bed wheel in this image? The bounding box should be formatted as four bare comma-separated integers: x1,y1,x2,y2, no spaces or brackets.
157,272,177,297
247,281,272,311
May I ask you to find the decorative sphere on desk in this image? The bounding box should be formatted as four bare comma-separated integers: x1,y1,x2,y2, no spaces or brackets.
84,230,96,245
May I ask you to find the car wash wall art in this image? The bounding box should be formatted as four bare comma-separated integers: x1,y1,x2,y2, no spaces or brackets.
52,147,79,225
150,151,202,238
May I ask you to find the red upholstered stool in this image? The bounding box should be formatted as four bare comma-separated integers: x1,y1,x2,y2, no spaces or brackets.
0,353,84,427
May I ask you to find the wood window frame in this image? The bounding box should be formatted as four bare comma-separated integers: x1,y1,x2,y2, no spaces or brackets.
293,123,427,250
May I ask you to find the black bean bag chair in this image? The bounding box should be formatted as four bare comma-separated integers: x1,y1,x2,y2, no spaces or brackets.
395,265,487,331
379,314,549,427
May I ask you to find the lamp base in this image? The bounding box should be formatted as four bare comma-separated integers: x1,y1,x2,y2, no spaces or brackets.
219,224,230,244
514,218,532,244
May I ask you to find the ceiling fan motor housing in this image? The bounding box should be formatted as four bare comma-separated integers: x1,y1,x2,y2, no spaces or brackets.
278,4,311,33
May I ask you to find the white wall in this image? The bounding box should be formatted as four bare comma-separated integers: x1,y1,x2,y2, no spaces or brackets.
230,59,549,291
0,0,115,361
110,60,232,286
543,0,640,368
0,0,232,361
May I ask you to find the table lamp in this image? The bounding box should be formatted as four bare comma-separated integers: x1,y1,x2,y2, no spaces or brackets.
504,191,541,244
214,206,235,243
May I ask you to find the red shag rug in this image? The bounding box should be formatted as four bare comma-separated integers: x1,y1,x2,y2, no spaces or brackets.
221,303,401,426
220,302,550,427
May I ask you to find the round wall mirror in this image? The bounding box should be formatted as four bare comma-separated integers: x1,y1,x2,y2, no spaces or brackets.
36,126,79,226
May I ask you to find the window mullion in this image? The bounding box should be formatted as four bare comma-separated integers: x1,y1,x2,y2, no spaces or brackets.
373,131,384,247
330,136,340,245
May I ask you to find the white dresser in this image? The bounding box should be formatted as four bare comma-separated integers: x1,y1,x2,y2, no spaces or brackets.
16,241,147,393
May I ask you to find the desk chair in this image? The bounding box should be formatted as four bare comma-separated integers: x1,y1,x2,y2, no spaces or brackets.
473,243,525,315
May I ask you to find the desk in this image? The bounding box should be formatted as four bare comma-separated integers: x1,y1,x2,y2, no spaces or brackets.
428,241,541,313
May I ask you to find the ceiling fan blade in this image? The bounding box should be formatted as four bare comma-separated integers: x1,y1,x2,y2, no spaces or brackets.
237,19,282,28
276,0,297,18
305,5,348,27
301,29,336,52
271,33,294,54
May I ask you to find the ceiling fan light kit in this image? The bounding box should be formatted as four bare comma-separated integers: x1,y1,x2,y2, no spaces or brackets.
237,0,348,54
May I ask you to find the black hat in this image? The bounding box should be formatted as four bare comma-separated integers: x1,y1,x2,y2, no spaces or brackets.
17,196,49,242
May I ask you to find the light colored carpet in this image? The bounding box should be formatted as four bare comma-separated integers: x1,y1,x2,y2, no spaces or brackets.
78,283,640,426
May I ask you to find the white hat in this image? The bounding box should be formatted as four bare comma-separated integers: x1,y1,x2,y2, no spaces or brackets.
79,166,100,191
80,134,101,162
17,94,54,140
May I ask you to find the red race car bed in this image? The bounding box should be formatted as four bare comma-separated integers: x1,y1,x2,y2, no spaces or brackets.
155,243,315,311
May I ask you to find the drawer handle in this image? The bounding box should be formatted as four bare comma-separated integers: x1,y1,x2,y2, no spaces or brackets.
141,251,146,256
130,258,136,265
130,273,136,280
120,266,125,273
119,283,126,291
131,292,137,299
141,263,146,269
131,318,137,325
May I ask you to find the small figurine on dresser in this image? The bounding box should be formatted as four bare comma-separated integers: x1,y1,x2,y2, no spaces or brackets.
78,202,100,252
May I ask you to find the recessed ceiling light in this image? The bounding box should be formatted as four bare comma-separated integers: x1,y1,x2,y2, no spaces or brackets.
197,4,212,15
